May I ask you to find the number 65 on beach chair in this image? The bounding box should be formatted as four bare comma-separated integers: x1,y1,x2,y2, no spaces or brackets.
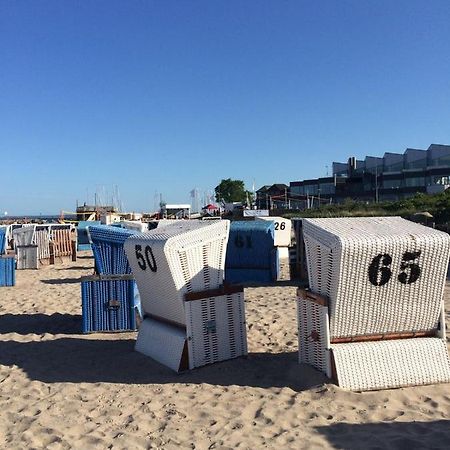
124,220,247,372
297,217,450,391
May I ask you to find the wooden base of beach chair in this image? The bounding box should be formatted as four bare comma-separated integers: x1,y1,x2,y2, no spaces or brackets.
135,287,247,372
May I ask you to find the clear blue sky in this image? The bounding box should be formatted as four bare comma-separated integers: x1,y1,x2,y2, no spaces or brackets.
1,1,450,215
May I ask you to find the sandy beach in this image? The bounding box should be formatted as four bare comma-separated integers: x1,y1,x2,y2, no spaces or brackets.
0,253,449,449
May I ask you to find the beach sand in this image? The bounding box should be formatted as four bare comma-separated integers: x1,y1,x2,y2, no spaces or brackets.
0,253,449,449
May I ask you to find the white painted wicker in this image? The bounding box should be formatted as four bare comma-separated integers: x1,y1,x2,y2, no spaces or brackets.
156,219,183,228
297,217,450,391
297,295,331,377
124,220,230,325
135,290,247,372
16,245,39,269
302,217,450,338
332,338,450,391
13,225,36,247
121,220,148,233
185,291,247,369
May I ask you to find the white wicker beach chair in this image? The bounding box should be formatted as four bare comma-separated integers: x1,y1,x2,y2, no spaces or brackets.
124,220,247,371
298,216,450,391
12,225,36,247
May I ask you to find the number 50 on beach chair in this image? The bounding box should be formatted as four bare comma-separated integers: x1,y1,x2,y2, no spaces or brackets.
297,217,450,391
124,220,247,372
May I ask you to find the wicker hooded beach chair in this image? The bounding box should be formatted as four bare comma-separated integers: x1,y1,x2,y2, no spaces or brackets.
81,225,141,333
12,225,36,247
87,224,138,275
124,220,247,372
12,225,38,269
297,216,450,391
32,224,75,263
225,221,279,284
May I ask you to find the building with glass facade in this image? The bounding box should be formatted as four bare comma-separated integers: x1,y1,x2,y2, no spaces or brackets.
290,144,450,206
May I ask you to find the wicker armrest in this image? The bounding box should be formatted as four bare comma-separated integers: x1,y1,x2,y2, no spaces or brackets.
331,329,437,344
297,288,328,306
184,284,244,302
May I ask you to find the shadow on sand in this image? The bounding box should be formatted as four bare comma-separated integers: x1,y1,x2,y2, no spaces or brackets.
315,420,450,449
41,278,81,285
0,313,82,335
0,337,326,390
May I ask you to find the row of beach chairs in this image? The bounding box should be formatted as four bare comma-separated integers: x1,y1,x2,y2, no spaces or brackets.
0,224,76,285
80,219,289,335
5,217,449,391
80,217,450,391
1,224,76,270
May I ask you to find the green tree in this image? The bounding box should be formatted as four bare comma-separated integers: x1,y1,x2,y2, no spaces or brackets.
215,179,247,203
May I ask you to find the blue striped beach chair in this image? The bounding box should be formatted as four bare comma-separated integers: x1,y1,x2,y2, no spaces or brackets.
81,274,137,333
81,225,143,333
87,225,138,275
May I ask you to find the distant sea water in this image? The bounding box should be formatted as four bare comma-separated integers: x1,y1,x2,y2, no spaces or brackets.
0,214,77,223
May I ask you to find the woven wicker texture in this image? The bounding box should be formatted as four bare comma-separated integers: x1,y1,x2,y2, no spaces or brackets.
13,226,36,247
0,256,15,287
297,297,330,376
303,217,450,338
121,220,149,232
81,277,137,333
16,246,39,269
332,338,450,391
124,220,230,326
135,318,187,372
77,221,101,250
186,291,247,369
88,225,138,275
225,221,275,269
